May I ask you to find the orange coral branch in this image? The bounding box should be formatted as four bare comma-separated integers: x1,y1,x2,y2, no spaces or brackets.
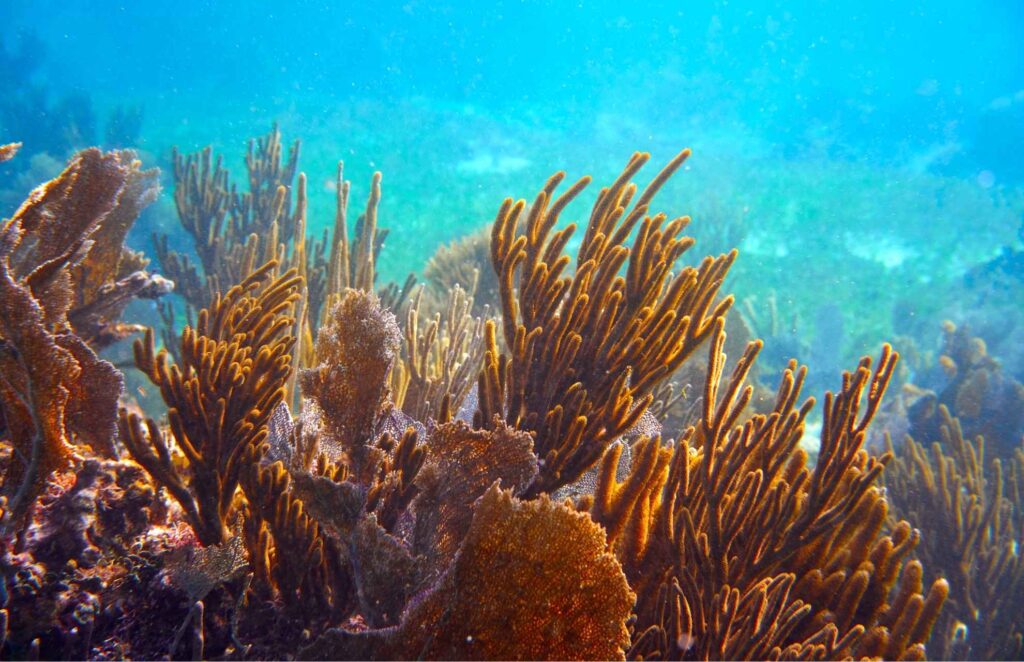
124,261,301,545
590,318,946,659
483,150,735,495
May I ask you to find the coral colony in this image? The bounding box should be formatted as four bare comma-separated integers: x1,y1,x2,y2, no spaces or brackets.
0,128,1021,660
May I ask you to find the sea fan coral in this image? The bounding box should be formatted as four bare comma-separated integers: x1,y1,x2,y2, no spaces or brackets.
0,148,167,526
303,485,635,661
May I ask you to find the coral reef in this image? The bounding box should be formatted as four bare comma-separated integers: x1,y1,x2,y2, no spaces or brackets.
0,130,984,660
903,321,1024,462
154,128,304,315
589,325,946,659
422,225,499,315
1,148,169,526
122,261,301,546
391,284,486,423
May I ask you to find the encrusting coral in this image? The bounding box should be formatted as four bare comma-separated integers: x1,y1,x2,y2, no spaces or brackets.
0,132,971,660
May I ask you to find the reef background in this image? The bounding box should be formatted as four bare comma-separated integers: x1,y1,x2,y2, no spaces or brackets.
3,1,1023,382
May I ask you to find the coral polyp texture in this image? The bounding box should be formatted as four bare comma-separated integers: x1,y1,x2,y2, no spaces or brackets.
6,128,1016,661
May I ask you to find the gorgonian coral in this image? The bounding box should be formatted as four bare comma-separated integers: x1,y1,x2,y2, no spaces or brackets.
121,261,301,545
0,148,166,526
477,150,735,496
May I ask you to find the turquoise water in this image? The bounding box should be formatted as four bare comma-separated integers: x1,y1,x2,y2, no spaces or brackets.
4,4,1024,660
3,0,1023,370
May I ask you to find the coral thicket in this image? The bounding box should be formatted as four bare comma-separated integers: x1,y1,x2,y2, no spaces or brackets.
0,129,989,660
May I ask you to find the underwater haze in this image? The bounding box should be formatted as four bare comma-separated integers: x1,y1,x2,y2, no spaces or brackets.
4,1,1023,364
2,0,1024,660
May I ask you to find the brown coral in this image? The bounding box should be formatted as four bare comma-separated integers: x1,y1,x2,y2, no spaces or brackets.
391,284,486,423
412,419,537,574
158,127,301,312
122,261,302,545
0,149,152,524
478,149,735,495
885,405,1024,660
239,447,349,620
303,484,635,661
908,321,1024,461
300,288,401,467
0,143,20,162
591,321,947,659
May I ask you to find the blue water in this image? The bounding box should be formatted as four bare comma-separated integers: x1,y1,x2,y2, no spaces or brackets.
3,5,1024,659
3,0,1023,369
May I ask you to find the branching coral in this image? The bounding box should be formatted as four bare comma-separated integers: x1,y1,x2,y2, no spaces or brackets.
907,321,1024,462
885,405,1023,660
588,321,947,659
477,149,735,495
319,163,415,315
157,127,301,312
158,128,414,336
391,284,486,423
121,261,301,545
239,445,349,621
2,134,989,662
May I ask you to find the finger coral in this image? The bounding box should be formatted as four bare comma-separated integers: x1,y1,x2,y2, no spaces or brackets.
121,260,302,545
885,405,1024,660
239,447,349,621
592,321,948,659
477,150,735,495
159,127,301,312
